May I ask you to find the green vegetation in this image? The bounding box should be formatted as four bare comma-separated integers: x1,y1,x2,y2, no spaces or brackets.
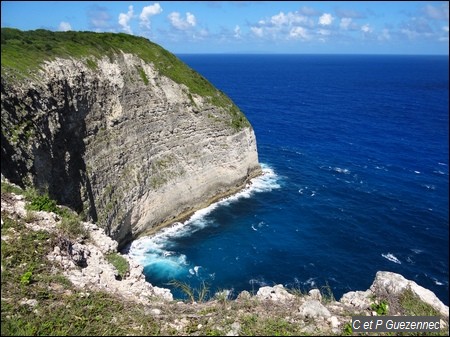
23,186,88,239
399,288,440,316
342,322,352,335
25,188,58,213
135,65,149,85
1,28,250,130
371,299,389,315
240,314,302,336
1,181,24,195
1,205,160,335
167,280,210,303
106,253,130,280
20,271,33,285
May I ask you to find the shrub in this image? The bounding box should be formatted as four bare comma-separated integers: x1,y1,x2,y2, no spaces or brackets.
20,271,33,285
371,299,389,315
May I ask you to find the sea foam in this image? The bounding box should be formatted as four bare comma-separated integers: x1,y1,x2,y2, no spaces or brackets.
128,163,280,281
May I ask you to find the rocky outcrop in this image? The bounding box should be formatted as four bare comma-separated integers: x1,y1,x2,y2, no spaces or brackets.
1,42,261,247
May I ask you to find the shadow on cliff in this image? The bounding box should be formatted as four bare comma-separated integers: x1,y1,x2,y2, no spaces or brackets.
1,77,98,222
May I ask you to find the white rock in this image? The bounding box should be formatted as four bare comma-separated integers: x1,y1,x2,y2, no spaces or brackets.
299,300,331,319
256,284,295,302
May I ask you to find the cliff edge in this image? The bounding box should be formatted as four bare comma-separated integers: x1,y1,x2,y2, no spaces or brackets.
1,28,261,247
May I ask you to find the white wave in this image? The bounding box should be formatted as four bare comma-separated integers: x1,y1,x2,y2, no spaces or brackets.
410,248,423,254
382,253,401,264
128,163,281,278
333,167,350,174
189,265,201,276
303,277,317,287
251,224,258,231
249,278,268,287
432,278,443,286
433,170,446,175
414,170,420,174
438,162,447,166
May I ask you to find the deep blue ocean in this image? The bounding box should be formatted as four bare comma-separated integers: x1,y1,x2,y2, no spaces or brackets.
128,54,449,305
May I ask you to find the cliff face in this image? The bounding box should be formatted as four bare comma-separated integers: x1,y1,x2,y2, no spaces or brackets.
1,32,261,247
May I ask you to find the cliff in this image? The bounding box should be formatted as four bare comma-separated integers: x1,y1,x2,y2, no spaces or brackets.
1,28,261,247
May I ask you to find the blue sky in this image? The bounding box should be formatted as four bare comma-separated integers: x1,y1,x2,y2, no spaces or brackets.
1,1,449,54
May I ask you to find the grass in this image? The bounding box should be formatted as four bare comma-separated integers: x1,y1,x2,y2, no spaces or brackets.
399,288,440,317
1,28,250,131
167,280,210,303
1,212,161,336
1,181,24,195
105,253,130,280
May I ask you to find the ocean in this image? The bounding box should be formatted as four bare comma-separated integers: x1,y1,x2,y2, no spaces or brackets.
128,54,449,305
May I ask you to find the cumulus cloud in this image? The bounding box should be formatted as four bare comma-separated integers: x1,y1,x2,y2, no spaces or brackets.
58,21,72,31
118,5,134,34
168,11,196,30
140,3,162,29
361,24,373,33
289,26,310,40
251,26,264,37
318,13,334,26
270,11,311,27
361,23,373,35
234,25,241,39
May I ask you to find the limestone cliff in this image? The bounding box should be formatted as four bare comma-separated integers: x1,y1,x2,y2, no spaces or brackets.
1,29,261,247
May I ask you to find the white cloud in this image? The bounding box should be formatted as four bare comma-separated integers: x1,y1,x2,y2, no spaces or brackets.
270,11,311,27
234,25,241,39
58,21,72,31
250,26,264,37
318,29,331,36
289,26,310,40
140,3,163,29
361,24,372,33
318,13,333,26
168,11,196,30
340,17,352,30
443,26,449,32
118,5,134,34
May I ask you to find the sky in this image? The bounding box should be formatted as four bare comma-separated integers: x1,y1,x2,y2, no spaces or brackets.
1,1,449,55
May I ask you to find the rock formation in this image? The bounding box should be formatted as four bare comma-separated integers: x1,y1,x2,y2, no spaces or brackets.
1,29,261,248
